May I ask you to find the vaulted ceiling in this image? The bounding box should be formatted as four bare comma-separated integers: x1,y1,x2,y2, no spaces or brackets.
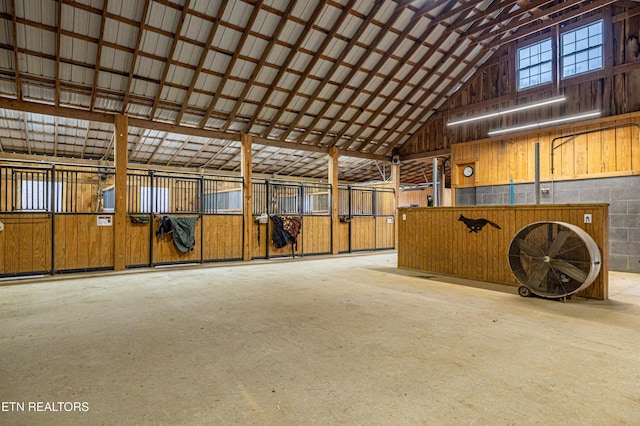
0,0,625,184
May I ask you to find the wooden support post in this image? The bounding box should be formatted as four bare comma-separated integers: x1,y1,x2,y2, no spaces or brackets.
241,134,253,261
113,114,128,271
328,147,339,255
391,162,400,249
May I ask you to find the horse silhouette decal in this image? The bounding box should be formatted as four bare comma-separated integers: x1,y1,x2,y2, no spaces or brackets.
458,215,501,233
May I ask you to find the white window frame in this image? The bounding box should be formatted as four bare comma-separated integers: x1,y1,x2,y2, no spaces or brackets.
517,38,553,90
561,20,604,79
21,180,63,212
140,186,170,213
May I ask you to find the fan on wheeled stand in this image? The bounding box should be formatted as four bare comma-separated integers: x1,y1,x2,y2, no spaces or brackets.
508,221,601,299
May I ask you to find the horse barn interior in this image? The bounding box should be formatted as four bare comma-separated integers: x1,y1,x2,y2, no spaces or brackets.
1,0,640,424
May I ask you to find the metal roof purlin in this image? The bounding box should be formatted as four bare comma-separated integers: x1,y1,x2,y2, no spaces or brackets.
292,0,415,146
148,0,192,121
325,0,454,151
122,0,152,114
343,0,477,152
260,0,358,139
90,0,109,112
277,0,384,145
175,0,229,126
221,1,297,133
244,2,326,134
199,0,263,130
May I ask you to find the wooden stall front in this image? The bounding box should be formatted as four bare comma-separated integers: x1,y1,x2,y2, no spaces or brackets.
0,213,51,276
398,204,609,300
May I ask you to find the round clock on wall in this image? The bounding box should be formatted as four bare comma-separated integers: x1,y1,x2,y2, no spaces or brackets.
463,165,474,177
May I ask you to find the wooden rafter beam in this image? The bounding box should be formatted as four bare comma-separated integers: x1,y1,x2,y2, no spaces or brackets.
322,0,452,150
89,0,108,112
146,132,172,164
10,0,21,100
341,0,468,152
245,2,326,133
199,0,262,129
198,139,237,168
221,0,296,132
175,0,229,126
122,0,151,114
292,0,415,145
80,120,91,159
55,0,62,106
167,135,194,166
148,0,191,120
261,0,357,139
277,0,384,144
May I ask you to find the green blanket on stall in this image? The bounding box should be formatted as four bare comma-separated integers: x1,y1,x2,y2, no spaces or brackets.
168,216,198,253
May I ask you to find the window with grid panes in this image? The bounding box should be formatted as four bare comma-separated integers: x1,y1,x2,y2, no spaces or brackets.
561,21,603,78
517,39,553,89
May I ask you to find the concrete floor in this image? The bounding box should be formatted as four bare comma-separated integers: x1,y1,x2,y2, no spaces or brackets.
1,252,640,425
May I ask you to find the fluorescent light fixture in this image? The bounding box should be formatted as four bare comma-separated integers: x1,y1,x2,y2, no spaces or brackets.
447,95,566,127
487,111,601,136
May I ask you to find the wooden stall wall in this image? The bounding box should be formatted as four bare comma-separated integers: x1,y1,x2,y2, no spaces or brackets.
336,221,350,253
202,215,243,261
375,216,395,249
351,216,376,251
125,219,151,267
398,205,609,300
54,214,114,272
302,216,331,255
399,188,432,207
0,213,51,276
399,6,640,158
451,113,640,189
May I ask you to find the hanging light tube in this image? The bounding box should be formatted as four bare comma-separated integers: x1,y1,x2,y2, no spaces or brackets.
446,95,566,127
487,111,601,136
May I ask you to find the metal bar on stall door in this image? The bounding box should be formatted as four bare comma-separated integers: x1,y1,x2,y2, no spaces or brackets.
51,166,56,274
348,186,352,253
199,176,204,263
149,170,155,267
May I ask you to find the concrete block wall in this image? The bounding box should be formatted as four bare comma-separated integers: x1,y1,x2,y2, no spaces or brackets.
456,175,640,272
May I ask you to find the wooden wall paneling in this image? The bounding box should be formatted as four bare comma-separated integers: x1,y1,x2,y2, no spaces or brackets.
574,131,589,176
587,123,604,174
251,222,268,259
125,219,151,267
336,221,350,253
78,215,91,268
615,121,632,171
375,216,395,249
601,126,616,172
302,216,331,255
0,214,51,275
33,214,51,273
202,215,243,260
632,120,640,171
351,216,375,251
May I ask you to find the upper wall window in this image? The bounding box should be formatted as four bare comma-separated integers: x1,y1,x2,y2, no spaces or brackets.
517,39,553,90
561,20,603,78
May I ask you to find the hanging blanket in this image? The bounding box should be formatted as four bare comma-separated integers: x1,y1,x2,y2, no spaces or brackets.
270,215,291,249
270,215,302,257
157,216,198,252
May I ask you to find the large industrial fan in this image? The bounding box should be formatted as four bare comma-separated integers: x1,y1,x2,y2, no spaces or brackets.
508,221,601,299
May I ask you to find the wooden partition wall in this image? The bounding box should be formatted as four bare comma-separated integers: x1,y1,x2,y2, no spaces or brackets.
0,213,51,276
398,204,609,300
